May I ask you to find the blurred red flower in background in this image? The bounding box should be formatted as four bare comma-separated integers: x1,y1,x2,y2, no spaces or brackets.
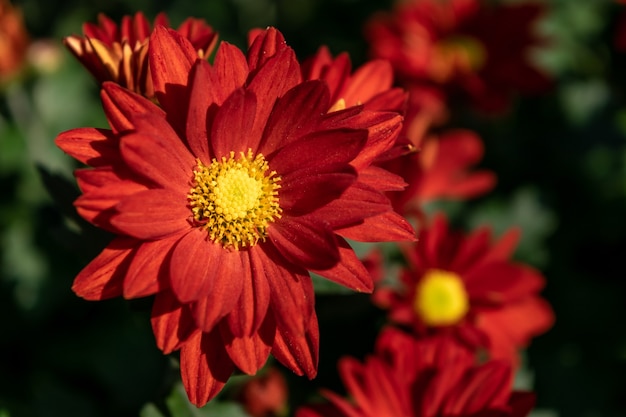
235,367,289,417
0,0,29,84
56,26,414,406
64,12,217,98
365,0,552,113
296,327,537,417
383,129,496,220
372,213,554,365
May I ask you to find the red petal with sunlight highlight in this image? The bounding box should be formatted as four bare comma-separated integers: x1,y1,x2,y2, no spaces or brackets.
55,128,119,165
110,189,189,239
168,229,220,303
149,27,198,131
101,82,165,134
210,88,257,158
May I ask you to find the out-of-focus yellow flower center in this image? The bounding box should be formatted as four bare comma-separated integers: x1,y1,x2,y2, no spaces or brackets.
188,149,281,250
430,35,486,82
414,269,469,326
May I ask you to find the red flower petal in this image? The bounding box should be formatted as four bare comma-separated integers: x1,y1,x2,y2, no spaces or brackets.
213,42,249,103
271,308,319,379
269,215,340,270
168,228,221,303
224,249,271,337
337,211,416,243
258,80,330,155
110,189,189,240
101,82,165,134
71,236,136,300
149,26,198,132
151,290,197,354
220,314,275,375
269,129,365,179
247,27,288,72
210,87,258,159
55,128,118,166
123,235,178,298
180,330,235,406
310,237,374,293
247,47,301,138
119,113,195,189
74,167,148,229
184,60,214,162
279,170,356,215
256,243,314,335
191,248,245,332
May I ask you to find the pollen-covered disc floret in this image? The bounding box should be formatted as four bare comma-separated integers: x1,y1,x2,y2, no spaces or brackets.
414,269,469,327
188,149,282,249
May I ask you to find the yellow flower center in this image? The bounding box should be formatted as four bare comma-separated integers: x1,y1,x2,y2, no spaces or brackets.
414,269,469,326
188,149,282,250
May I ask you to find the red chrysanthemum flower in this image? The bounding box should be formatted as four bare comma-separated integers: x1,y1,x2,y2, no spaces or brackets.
64,11,217,98
372,213,554,365
383,129,496,220
296,327,537,417
56,26,415,406
0,0,29,84
365,0,552,112
235,367,289,417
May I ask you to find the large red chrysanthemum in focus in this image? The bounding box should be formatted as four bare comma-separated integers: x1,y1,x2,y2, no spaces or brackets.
372,213,554,365
365,0,552,113
64,12,217,98
296,327,537,417
56,26,415,406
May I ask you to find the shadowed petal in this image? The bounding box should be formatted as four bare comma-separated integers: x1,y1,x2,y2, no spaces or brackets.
269,129,365,178
71,236,136,300
279,170,355,215
151,290,197,354
258,80,330,154
168,228,222,303
213,42,249,102
269,215,340,270
111,189,189,239
55,128,118,166
123,234,179,298
210,88,257,159
220,313,275,374
180,330,235,407
256,243,314,336
337,211,416,242
224,249,271,337
271,308,319,379
247,48,301,139
120,113,195,188
101,82,165,134
310,237,374,293
149,26,198,133
191,248,245,332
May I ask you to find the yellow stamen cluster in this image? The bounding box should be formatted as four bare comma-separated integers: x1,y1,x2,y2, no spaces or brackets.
414,269,469,327
431,35,486,82
188,149,281,250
